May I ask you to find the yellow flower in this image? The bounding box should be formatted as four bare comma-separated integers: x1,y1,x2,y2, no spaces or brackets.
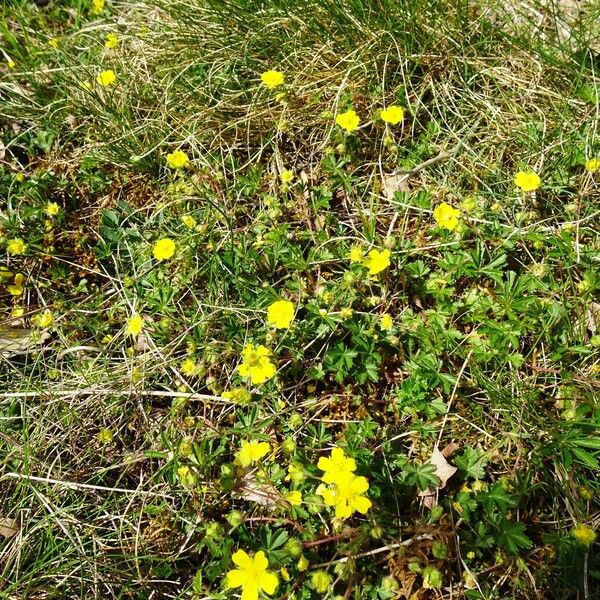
7,59,15,69
317,447,356,484
267,299,295,329
380,105,404,125
48,38,60,49
335,109,360,132
45,202,60,217
284,490,302,507
297,555,309,571
152,238,175,260
285,462,305,483
96,69,116,87
7,239,26,255
177,465,196,487
105,33,119,49
362,248,391,276
260,70,285,89
221,387,251,404
238,344,276,384
226,549,278,600
514,170,541,192
572,524,596,546
33,310,54,329
340,307,353,320
98,428,113,443
433,202,461,231
90,0,105,15
280,169,294,184
166,149,189,169
126,313,143,336
380,313,393,330
318,473,372,519
349,245,364,262
311,570,332,593
181,214,196,229
235,440,271,468
585,158,599,173
181,358,197,376
433,202,460,231
7,273,25,296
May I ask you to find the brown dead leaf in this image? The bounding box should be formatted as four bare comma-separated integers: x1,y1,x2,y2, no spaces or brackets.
585,302,600,334
418,446,458,509
237,471,284,508
381,172,411,201
0,517,18,539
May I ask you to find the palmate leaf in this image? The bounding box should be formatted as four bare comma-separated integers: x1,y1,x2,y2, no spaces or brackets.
454,447,487,479
496,520,532,554
480,482,516,514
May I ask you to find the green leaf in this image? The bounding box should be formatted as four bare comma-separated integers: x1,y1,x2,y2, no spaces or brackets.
496,520,532,554
454,448,487,479
571,447,599,469
480,482,516,514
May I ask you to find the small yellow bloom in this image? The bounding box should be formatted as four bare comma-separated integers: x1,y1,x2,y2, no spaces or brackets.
7,273,25,296
48,38,60,49
180,358,197,376
90,0,105,15
45,202,60,217
260,70,285,89
7,59,16,69
585,158,599,173
285,462,305,483
166,149,189,169
514,170,541,192
221,387,251,404
380,313,393,330
380,105,404,125
152,238,175,260
297,555,309,571
280,566,290,582
226,549,278,600
572,524,596,546
433,202,461,231
11,306,24,318
318,473,372,519
238,344,276,384
181,214,196,229
235,440,271,468
362,248,391,276
280,169,294,184
349,245,364,262
105,33,119,49
335,109,360,132
33,310,54,329
318,447,356,484
126,313,143,336
267,299,295,329
98,428,113,443
7,239,26,255
177,465,196,487
340,307,353,320
284,490,302,506
311,570,332,593
96,69,116,87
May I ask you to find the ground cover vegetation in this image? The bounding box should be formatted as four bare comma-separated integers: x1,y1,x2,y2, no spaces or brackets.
1,0,600,598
